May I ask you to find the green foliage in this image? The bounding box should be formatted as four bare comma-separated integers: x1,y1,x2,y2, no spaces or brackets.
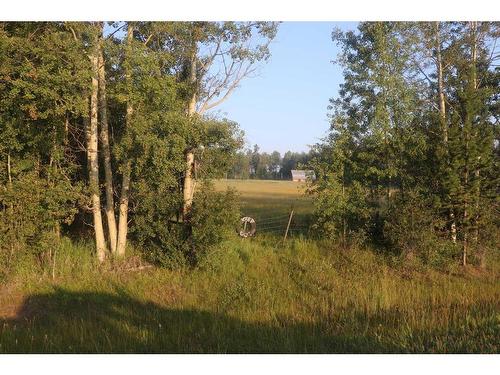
311,178,370,245
383,190,460,269
0,22,89,278
133,182,240,268
194,117,244,179
0,170,83,277
189,183,240,257
309,22,499,267
1,21,260,270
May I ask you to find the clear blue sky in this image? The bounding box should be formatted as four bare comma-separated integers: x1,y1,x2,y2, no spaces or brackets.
213,22,358,154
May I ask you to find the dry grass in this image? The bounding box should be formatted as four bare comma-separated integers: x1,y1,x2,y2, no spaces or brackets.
214,179,313,234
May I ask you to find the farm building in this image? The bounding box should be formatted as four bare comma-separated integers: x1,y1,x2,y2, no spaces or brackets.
291,169,316,182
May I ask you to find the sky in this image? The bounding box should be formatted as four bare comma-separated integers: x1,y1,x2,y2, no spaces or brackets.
212,22,358,154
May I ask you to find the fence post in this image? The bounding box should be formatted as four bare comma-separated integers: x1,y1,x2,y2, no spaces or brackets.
283,209,294,242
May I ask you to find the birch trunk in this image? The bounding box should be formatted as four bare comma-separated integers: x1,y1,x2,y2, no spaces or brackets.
6,153,14,261
463,167,469,267
436,22,448,144
116,161,130,257
7,152,12,184
88,49,107,262
98,37,118,255
471,22,480,244
462,22,479,267
182,48,197,218
116,24,134,257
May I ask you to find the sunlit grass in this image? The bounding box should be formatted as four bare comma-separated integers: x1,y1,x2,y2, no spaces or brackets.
1,238,498,353
214,179,313,236
0,179,499,353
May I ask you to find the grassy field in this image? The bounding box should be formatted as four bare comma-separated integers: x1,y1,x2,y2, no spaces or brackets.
214,179,313,237
0,179,499,353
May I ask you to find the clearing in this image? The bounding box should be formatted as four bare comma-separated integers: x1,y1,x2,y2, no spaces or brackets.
214,179,313,237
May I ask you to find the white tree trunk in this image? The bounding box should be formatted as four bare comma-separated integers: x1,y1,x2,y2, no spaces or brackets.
88,50,107,262
116,23,134,257
116,161,130,257
183,151,195,217
182,48,197,218
471,22,480,245
436,27,447,144
98,37,118,255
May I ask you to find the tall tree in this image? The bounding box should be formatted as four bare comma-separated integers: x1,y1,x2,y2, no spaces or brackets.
116,23,134,257
310,21,499,265
87,24,107,262
97,24,118,254
178,22,278,216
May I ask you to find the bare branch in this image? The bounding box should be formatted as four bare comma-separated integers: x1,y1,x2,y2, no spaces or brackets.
66,23,78,42
198,64,255,115
105,22,127,40
198,36,223,78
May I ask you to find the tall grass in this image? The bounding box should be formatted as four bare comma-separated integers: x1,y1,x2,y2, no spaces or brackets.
1,179,498,353
1,236,498,353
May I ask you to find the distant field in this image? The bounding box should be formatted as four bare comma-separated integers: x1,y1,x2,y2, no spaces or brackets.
214,179,314,237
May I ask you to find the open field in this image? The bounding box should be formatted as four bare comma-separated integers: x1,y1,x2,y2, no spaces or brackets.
214,179,314,237
0,179,499,353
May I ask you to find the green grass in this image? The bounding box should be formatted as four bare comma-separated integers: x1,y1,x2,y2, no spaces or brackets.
0,179,499,353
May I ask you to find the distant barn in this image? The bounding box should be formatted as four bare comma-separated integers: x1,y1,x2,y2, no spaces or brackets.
291,169,316,182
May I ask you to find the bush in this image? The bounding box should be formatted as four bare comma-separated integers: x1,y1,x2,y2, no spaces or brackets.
189,183,240,260
135,182,240,268
0,171,82,280
311,179,370,248
384,190,459,269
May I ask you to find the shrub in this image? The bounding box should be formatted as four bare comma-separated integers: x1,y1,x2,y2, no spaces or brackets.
135,182,240,268
311,179,370,248
0,170,82,280
384,190,459,269
189,183,240,260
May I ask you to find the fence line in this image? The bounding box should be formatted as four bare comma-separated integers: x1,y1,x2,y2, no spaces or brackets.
239,208,311,239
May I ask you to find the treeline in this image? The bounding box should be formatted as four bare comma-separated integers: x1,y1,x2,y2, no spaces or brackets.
309,22,499,268
227,145,313,180
0,21,278,273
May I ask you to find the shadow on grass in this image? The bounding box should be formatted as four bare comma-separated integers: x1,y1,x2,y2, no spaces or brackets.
1,288,497,353
1,287,392,353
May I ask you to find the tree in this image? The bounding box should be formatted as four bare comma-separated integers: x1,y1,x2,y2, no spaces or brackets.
310,22,499,266
177,22,278,215
97,24,118,255
88,24,107,261
115,23,134,257
0,22,89,268
0,21,271,270
270,151,281,179
444,22,499,266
